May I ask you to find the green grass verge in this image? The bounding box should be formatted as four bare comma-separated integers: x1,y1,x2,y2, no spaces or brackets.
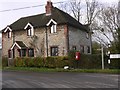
2,67,120,74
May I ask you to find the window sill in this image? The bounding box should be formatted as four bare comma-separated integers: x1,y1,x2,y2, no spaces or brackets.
50,33,58,35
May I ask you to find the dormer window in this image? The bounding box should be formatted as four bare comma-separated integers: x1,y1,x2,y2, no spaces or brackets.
46,19,57,33
26,26,33,36
4,26,12,38
24,23,34,36
50,25,56,33
8,30,11,38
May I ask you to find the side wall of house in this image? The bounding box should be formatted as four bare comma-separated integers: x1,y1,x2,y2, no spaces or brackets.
2,32,13,57
68,26,92,54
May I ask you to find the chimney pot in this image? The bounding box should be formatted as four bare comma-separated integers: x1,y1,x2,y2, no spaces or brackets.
45,0,53,16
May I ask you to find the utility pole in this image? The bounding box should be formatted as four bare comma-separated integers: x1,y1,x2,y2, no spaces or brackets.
101,45,104,69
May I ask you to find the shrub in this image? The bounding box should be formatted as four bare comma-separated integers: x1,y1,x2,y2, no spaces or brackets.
26,58,34,67
68,50,76,68
14,57,25,67
2,57,8,67
54,56,69,68
44,56,70,68
34,57,44,67
79,54,102,69
12,53,119,69
109,59,119,69
45,57,56,68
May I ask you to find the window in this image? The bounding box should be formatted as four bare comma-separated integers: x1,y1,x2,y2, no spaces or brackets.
51,46,58,56
20,49,26,57
8,50,12,58
24,23,34,36
25,24,34,36
72,46,76,50
87,46,90,53
8,31,11,38
50,25,57,33
27,28,34,36
28,49,34,57
4,26,12,38
80,45,84,53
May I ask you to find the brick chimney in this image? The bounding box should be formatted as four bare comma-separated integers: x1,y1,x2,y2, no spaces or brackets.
45,0,53,16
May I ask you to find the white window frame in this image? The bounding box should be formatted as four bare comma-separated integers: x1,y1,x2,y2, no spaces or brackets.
27,28,34,36
46,19,57,33
51,25,57,33
4,26,12,38
24,23,34,36
8,31,11,38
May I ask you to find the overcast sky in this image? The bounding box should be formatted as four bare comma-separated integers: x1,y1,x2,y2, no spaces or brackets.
0,0,119,31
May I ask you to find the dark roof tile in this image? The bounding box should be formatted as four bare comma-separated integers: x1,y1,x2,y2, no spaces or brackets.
16,41,27,48
3,7,88,32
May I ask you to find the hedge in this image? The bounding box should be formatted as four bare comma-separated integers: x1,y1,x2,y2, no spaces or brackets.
2,57,8,67
14,56,69,68
3,53,119,69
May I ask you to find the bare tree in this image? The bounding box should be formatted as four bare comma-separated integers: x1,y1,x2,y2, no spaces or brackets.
97,5,119,46
59,0,119,49
59,0,100,25
69,0,82,22
85,0,100,25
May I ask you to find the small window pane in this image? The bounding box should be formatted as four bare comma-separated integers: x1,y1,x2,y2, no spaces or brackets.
20,49,26,57
8,50,12,58
8,31,11,38
51,46,58,56
87,46,90,53
28,49,34,57
86,33,89,39
72,46,76,50
80,45,84,53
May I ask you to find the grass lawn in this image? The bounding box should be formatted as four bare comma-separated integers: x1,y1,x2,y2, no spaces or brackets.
3,67,120,74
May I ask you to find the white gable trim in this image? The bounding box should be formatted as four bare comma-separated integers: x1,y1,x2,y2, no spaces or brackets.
4,26,12,33
46,19,57,26
24,22,34,36
11,42,21,50
24,22,34,30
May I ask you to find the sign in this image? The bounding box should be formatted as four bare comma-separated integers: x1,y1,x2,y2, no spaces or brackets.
110,54,120,59
108,59,111,64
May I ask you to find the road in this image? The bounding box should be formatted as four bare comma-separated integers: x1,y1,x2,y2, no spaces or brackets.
2,71,119,89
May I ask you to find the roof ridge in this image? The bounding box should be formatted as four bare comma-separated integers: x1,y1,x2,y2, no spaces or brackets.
20,13,45,19
2,6,88,32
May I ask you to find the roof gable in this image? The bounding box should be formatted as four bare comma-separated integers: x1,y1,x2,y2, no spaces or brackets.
46,19,57,26
24,22,34,30
4,26,12,32
11,41,27,50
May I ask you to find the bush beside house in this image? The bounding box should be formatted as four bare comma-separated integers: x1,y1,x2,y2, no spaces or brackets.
2,52,119,69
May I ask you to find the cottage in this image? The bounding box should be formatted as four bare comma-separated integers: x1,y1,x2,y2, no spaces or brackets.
2,0,92,59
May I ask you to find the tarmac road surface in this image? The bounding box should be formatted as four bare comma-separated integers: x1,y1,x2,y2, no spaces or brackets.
2,71,119,89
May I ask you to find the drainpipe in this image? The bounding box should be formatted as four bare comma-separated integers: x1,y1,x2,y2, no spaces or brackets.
65,25,69,54
45,27,48,57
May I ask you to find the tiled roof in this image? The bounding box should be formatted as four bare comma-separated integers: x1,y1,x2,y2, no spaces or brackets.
3,7,88,32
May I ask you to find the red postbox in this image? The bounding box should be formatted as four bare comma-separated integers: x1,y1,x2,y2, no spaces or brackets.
75,52,80,60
